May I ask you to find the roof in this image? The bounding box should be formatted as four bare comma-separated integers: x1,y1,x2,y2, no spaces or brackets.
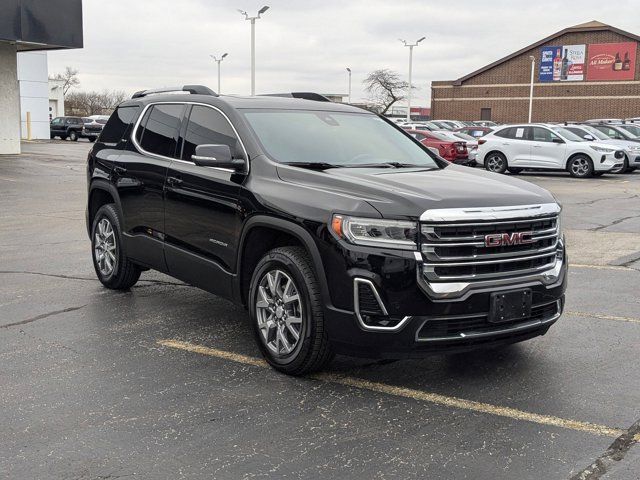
452,21,640,86
123,92,368,113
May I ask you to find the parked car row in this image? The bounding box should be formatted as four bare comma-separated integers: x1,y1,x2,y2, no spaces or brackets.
50,115,109,142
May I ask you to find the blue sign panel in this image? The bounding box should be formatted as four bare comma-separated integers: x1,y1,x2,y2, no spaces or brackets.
540,46,558,82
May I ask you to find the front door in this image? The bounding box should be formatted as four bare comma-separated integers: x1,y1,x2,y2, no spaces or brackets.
163,104,246,299
529,127,566,168
113,102,186,271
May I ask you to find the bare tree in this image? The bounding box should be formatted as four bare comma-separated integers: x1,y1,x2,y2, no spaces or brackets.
65,90,128,116
50,67,80,95
363,69,411,115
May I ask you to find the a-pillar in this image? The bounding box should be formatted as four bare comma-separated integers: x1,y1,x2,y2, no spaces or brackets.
0,42,21,155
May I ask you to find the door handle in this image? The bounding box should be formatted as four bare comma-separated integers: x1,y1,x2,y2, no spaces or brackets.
113,165,127,175
167,176,183,186
533,145,542,148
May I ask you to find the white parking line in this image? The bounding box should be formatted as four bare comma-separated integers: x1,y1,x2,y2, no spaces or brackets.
158,339,626,439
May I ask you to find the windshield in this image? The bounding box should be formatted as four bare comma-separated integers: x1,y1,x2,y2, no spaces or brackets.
619,124,640,137
453,132,475,141
552,127,585,142
581,126,610,141
242,110,440,168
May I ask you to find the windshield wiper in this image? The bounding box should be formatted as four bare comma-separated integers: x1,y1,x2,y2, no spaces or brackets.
282,162,344,170
345,162,433,169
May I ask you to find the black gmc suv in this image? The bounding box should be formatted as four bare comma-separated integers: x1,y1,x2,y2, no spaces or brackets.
86,85,567,375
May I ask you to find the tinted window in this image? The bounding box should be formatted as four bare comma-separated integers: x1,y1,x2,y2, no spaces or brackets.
594,126,624,139
494,127,513,138
51,117,62,125
138,104,184,158
100,105,141,144
181,106,239,161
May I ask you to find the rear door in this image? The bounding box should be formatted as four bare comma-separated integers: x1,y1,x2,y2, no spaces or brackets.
530,127,566,168
163,104,246,298
495,126,533,166
112,102,186,271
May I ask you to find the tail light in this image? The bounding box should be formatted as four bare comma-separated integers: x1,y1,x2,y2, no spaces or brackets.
478,139,487,145
455,142,467,153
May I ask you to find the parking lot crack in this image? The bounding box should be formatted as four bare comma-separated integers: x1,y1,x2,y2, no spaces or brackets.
590,214,640,231
0,305,86,329
570,418,640,479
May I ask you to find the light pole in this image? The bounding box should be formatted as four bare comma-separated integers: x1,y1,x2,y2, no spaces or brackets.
528,55,535,123
238,5,270,95
210,53,228,94
400,36,425,122
346,67,352,104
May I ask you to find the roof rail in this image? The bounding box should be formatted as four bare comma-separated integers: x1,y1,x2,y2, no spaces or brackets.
261,92,332,102
131,85,218,99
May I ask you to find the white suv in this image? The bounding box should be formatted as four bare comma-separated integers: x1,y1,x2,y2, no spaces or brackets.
477,124,624,178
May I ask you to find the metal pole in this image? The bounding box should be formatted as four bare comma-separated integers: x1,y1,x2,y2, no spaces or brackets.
347,68,352,104
217,60,221,93
528,56,535,123
251,18,256,95
407,45,413,122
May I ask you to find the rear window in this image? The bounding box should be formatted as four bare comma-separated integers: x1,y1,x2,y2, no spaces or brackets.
137,104,185,158
100,106,141,144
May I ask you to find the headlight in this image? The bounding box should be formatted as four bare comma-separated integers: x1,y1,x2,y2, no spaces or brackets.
331,215,418,250
589,145,615,153
627,145,640,151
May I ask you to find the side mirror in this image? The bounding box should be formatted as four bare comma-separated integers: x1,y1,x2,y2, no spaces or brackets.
583,134,595,141
192,144,245,171
552,137,565,144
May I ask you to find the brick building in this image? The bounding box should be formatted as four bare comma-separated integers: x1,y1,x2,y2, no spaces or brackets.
431,21,640,123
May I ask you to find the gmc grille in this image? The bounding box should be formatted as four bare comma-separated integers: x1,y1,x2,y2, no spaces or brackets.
420,209,560,283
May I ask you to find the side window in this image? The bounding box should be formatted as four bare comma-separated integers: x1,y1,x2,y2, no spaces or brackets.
531,127,557,142
100,105,141,144
180,105,240,161
65,118,73,125
494,127,513,138
51,118,62,125
138,104,185,158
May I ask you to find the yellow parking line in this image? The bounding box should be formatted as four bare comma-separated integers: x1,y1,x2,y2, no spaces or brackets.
571,264,634,271
158,339,625,439
565,311,640,324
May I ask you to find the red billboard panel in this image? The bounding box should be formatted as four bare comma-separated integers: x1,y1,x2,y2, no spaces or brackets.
587,42,637,81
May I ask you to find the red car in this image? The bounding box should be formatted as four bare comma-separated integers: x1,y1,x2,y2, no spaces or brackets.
406,129,471,164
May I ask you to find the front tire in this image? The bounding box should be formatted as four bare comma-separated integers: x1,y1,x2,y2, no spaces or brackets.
249,246,334,375
91,204,141,290
567,155,594,178
610,154,629,174
485,152,508,174
69,131,78,142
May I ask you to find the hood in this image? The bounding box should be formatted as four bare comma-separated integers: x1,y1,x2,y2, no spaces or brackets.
276,164,556,219
596,139,640,151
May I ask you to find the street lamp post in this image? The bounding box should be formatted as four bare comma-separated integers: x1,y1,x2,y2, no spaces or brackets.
400,36,425,122
238,5,270,95
210,53,228,94
346,67,352,104
528,55,535,123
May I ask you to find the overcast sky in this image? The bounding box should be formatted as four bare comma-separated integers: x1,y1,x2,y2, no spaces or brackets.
47,0,640,106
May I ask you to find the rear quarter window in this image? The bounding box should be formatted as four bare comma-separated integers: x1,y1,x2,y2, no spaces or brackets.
99,106,141,145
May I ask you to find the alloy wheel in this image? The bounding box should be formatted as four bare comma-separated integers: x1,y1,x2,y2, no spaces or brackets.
487,154,504,172
570,157,590,176
94,218,117,276
255,269,303,356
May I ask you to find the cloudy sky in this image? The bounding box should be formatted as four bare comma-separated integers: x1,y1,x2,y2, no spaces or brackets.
47,0,640,106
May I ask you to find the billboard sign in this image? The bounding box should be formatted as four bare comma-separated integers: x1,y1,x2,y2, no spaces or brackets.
539,44,585,82
586,42,637,81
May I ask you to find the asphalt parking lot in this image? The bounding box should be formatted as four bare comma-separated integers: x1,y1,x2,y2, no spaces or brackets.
1,141,639,479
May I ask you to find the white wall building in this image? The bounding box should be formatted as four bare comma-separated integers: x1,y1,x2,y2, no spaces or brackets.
49,79,65,121
17,51,51,140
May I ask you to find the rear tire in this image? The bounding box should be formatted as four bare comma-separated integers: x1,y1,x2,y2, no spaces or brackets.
91,204,141,290
89,137,96,143
508,167,523,174
484,152,508,174
69,131,78,142
249,246,334,375
567,155,594,178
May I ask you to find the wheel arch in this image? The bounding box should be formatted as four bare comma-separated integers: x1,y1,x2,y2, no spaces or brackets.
565,151,594,169
235,216,331,308
87,181,123,236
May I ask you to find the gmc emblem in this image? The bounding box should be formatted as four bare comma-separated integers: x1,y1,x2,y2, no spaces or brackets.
485,232,535,247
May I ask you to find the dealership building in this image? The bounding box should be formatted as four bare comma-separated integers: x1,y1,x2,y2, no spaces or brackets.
431,21,640,123
0,0,83,154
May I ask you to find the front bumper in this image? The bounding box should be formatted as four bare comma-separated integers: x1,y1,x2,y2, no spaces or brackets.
594,152,622,171
321,239,568,359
